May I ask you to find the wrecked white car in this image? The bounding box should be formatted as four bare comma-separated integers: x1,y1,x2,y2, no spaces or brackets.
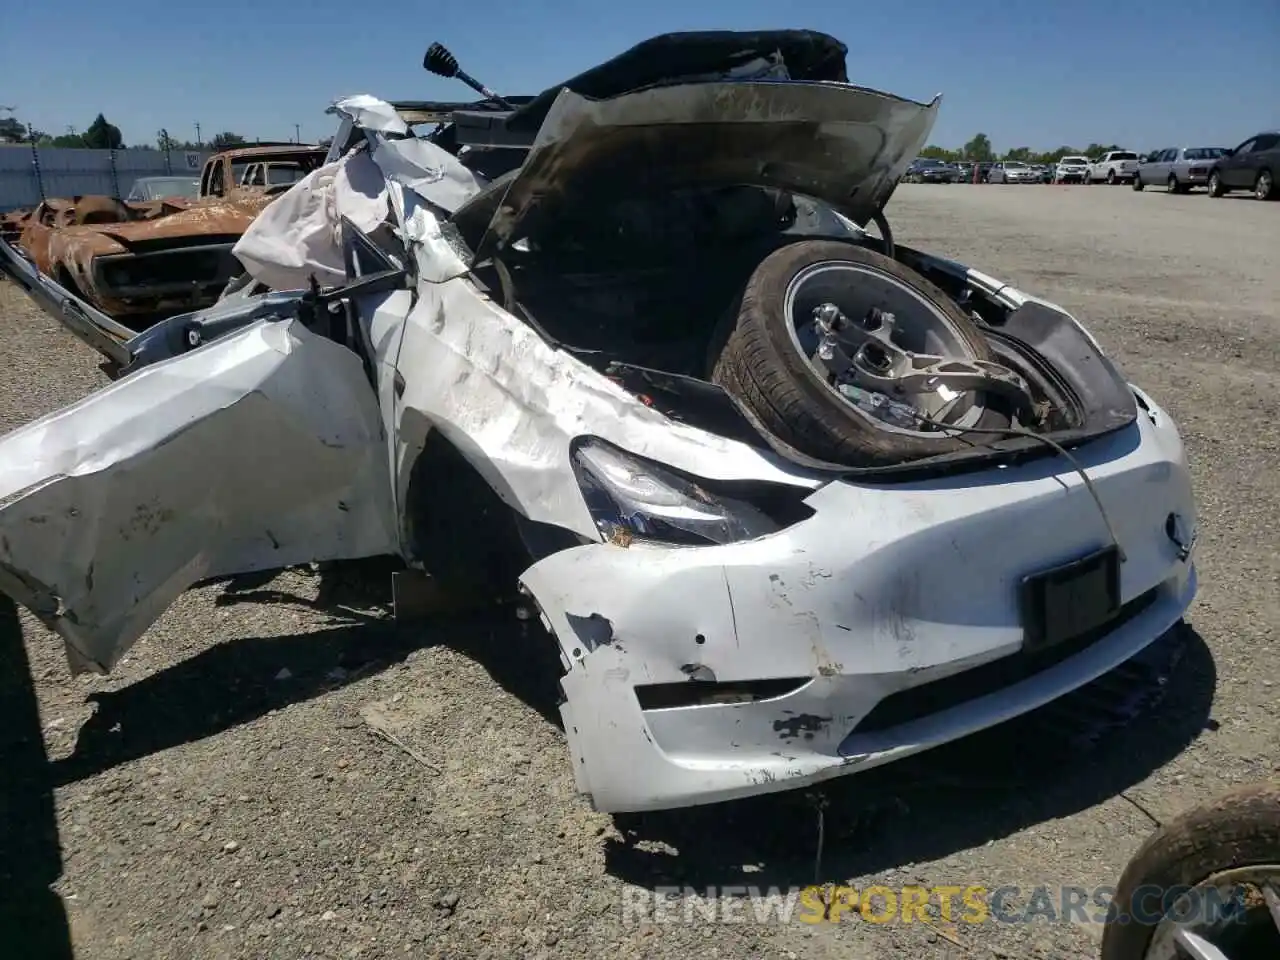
0,31,1197,813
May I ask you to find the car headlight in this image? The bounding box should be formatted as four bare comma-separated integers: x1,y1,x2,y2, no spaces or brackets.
571,439,806,546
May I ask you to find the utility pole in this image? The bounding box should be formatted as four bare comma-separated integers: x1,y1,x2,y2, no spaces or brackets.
194,122,202,148
294,123,301,144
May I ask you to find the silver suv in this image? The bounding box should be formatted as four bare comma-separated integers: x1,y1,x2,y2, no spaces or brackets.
1053,156,1090,183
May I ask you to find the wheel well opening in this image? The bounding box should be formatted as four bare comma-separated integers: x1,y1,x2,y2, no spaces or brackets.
402,430,582,595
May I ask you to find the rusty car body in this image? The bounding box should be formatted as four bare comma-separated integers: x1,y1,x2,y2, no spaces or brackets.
9,145,327,324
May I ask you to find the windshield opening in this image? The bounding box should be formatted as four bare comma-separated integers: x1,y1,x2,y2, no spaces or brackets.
129,177,200,201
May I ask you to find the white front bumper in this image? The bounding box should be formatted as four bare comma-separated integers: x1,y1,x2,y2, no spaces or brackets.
520,403,1197,812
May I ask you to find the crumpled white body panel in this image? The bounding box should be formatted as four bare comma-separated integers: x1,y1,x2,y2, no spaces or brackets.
518,398,1198,811
0,82,1200,815
0,320,395,672
392,257,820,541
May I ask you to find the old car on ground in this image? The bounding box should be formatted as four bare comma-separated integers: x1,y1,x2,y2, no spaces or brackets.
1207,131,1279,200
10,143,327,328
0,30,1199,814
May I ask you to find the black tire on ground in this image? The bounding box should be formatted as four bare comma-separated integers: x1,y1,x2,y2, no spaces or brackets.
1255,168,1276,201
1133,175,1144,191
1107,169,1117,184
710,240,1005,467
1100,780,1280,960
1168,174,1182,194
1208,170,1226,197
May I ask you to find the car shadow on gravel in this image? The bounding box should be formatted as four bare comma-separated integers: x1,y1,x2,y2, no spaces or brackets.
602,623,1217,893
47,562,563,787
0,594,74,959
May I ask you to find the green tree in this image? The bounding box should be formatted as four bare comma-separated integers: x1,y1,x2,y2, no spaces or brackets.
210,131,247,150
0,116,25,141
962,132,994,162
82,113,123,149
1082,142,1123,159
1002,146,1032,162
1040,146,1077,164
920,144,959,161
49,133,86,148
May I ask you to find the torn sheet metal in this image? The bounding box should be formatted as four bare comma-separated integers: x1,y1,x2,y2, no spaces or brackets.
480,79,940,254
370,137,488,215
0,319,395,673
330,94,410,136
330,94,487,214
390,183,471,283
236,124,482,291
233,151,391,291
392,244,822,543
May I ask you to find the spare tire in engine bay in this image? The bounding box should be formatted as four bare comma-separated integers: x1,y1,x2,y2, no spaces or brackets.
710,240,1017,467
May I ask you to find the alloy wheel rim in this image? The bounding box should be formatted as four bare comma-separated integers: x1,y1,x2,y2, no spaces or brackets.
1144,864,1280,960
783,261,987,437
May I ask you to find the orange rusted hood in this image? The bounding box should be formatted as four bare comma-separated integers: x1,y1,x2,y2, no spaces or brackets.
90,194,271,250
43,194,271,273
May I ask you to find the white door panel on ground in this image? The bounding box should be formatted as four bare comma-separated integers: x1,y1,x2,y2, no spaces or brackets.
0,319,395,673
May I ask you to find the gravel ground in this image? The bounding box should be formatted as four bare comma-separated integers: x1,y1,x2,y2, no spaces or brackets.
0,183,1276,960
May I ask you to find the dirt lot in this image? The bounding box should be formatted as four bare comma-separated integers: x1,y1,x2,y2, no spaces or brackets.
1,183,1277,960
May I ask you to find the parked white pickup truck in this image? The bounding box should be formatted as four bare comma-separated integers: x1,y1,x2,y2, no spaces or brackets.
1085,151,1140,185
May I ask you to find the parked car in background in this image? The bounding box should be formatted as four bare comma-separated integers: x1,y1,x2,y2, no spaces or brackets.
902,157,957,183
1054,156,1090,183
1035,164,1054,183
1207,131,1279,200
953,161,975,182
1084,151,1139,184
125,176,202,202
1133,147,1229,193
986,161,1038,183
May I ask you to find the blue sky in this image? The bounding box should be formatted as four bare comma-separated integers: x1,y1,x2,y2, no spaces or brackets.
3,0,1277,152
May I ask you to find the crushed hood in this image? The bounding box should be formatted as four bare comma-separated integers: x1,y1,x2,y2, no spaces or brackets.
477,79,940,257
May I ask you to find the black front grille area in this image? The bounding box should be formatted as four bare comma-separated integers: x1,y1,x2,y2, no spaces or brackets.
96,246,239,295
851,586,1162,735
